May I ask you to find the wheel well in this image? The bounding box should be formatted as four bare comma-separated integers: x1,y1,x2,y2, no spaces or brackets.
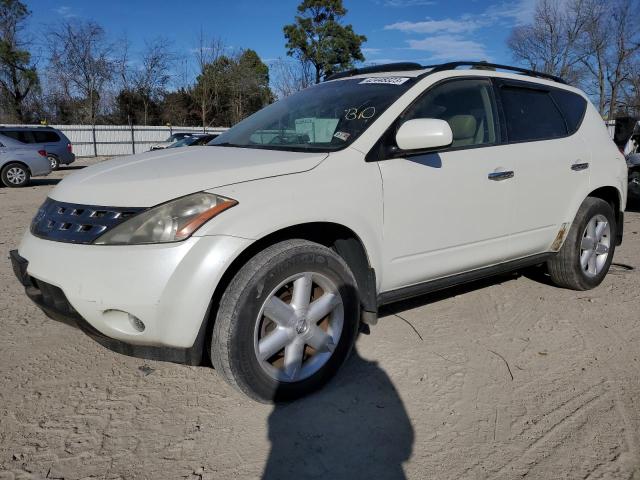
1,161,31,175
202,223,377,359
588,186,621,213
587,186,623,245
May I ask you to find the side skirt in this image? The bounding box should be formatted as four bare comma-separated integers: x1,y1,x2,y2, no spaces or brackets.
377,253,554,307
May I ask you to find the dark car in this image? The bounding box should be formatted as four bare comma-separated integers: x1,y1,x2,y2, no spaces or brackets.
150,132,197,151
166,134,220,148
0,126,75,170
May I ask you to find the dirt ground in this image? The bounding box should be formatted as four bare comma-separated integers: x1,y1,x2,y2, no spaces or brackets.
1,157,639,480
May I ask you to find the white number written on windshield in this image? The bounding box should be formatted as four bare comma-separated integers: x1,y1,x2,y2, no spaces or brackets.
344,107,376,120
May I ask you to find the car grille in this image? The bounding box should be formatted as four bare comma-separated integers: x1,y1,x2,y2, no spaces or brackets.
30,198,145,244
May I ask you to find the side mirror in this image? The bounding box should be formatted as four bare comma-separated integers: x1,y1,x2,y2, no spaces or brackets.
395,119,453,151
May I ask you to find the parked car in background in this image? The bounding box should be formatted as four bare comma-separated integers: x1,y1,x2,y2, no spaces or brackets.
0,138,51,187
149,132,196,151
166,134,220,149
0,126,75,170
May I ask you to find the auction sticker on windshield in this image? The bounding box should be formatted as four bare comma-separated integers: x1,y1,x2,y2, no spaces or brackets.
359,77,410,85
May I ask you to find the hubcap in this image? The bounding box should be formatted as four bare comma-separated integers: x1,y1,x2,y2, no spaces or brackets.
49,156,57,169
580,214,611,277
253,272,344,383
6,167,26,185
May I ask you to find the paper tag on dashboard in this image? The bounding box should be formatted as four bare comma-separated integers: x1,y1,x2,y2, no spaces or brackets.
359,77,410,85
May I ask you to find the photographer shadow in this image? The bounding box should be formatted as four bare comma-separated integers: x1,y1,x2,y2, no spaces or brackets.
263,348,413,480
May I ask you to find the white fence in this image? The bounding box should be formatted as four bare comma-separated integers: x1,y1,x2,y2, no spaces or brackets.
2,124,228,157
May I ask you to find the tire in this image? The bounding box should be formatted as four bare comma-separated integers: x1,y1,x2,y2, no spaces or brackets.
547,197,616,290
1,162,30,188
211,239,360,402
48,155,59,170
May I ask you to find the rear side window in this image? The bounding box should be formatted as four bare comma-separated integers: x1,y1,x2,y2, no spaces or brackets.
500,86,567,142
550,89,587,134
33,131,61,143
1,130,33,143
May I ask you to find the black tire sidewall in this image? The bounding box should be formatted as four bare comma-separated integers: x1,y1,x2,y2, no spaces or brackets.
568,199,617,289
221,244,359,402
1,163,29,188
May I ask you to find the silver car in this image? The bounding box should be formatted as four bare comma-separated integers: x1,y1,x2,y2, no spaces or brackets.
0,126,75,170
0,136,51,187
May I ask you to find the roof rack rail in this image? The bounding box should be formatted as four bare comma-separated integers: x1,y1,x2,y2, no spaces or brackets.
425,61,567,84
324,62,423,81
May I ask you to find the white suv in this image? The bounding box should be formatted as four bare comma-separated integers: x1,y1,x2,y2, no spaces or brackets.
11,62,627,402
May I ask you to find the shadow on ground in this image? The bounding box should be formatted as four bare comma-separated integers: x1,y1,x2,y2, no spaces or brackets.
59,165,87,171
379,271,522,318
263,349,413,480
626,196,640,213
29,178,61,186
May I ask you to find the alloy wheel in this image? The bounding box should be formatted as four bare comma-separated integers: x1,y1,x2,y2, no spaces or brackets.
6,167,27,185
253,272,344,383
580,214,611,277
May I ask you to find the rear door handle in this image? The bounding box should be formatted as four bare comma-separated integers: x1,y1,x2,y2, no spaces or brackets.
571,162,589,171
488,171,514,181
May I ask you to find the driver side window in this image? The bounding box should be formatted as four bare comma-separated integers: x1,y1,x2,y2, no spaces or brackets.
404,78,499,149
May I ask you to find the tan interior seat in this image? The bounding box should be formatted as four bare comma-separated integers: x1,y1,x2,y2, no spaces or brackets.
447,115,477,147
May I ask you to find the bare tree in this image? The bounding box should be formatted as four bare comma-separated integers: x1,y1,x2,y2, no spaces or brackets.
604,0,640,120
579,0,609,114
134,38,172,125
192,30,225,128
270,58,313,99
509,0,640,119
48,21,114,125
508,0,590,84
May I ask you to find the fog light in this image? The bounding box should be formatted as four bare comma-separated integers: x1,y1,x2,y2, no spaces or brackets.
103,309,145,334
129,314,145,332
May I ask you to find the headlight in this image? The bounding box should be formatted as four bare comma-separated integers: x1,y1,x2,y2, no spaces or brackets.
93,193,237,245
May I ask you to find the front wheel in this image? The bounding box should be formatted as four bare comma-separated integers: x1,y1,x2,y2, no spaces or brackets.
1,162,30,187
547,197,616,290
210,240,360,402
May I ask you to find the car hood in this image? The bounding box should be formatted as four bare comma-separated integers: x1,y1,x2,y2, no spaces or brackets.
49,146,328,207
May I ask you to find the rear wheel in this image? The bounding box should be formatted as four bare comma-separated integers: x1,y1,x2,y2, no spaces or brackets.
1,162,30,187
547,197,616,290
210,239,360,402
48,155,59,170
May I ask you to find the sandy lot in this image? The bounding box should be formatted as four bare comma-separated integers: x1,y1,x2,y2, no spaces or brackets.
1,157,639,480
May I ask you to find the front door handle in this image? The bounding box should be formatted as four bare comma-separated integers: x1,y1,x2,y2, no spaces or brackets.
488,171,514,181
571,162,589,171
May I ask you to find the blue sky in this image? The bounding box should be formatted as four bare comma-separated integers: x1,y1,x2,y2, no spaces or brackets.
25,0,536,72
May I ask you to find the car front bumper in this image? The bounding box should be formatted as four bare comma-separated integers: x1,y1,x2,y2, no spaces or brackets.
11,231,252,363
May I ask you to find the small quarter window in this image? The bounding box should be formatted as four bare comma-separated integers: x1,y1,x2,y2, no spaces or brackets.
500,86,567,142
550,89,587,134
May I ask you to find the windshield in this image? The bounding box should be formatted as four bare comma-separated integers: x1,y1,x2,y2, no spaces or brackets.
209,77,416,152
167,138,191,148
